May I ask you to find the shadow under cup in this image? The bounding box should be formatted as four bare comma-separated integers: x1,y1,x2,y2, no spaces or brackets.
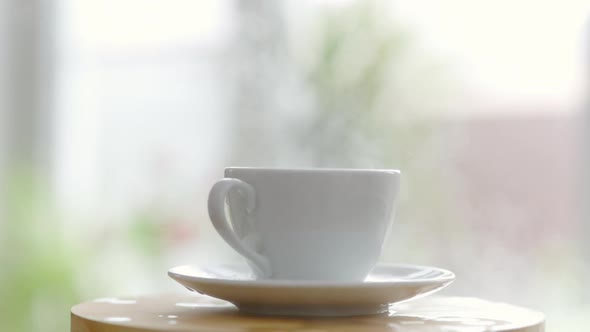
213,168,400,281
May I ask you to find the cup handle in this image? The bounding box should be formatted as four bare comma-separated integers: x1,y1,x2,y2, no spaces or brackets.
208,178,271,277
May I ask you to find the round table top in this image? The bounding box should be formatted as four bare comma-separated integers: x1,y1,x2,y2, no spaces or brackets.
71,293,545,332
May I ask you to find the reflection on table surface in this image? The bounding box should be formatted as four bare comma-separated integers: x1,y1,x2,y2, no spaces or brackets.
71,293,545,332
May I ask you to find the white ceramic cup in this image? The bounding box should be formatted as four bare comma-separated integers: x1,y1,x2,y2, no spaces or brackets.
208,167,400,281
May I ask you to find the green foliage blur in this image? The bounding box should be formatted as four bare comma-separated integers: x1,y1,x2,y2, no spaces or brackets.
0,167,79,332
0,165,168,332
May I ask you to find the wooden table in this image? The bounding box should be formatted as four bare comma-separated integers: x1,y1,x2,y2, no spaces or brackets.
71,293,545,332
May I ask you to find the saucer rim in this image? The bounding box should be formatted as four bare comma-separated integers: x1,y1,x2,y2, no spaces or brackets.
168,263,455,288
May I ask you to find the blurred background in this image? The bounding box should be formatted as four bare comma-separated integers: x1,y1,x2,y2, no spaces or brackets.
1,0,589,330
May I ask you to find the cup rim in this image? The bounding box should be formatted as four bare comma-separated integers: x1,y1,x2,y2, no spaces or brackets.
225,167,400,175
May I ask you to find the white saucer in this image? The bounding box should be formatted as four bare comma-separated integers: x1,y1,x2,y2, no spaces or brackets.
168,263,455,317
